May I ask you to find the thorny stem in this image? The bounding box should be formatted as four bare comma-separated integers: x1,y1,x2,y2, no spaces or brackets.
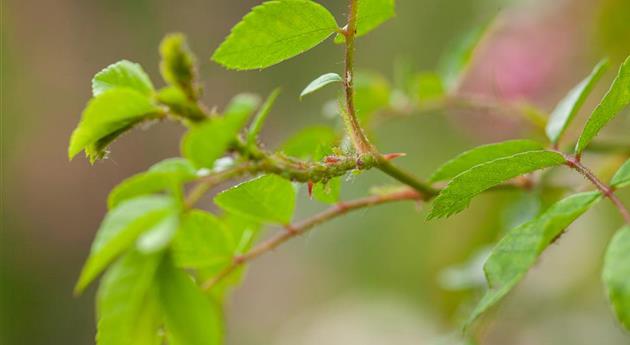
201,187,424,291
340,0,435,195
564,154,630,224
183,148,381,208
341,0,373,154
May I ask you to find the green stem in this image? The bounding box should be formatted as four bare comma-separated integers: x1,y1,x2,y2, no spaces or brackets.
183,150,378,209
376,157,438,197
341,0,435,195
341,0,373,154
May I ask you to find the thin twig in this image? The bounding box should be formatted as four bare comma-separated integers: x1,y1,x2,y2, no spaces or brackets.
564,154,630,224
201,187,424,291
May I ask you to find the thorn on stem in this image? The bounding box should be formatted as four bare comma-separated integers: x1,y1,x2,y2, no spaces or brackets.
383,152,407,161
307,180,314,199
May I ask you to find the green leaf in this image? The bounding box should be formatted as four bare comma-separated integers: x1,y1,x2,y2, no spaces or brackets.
214,174,296,224
467,191,601,327
182,94,257,169
212,0,338,70
354,0,395,37
247,88,281,145
546,59,609,144
300,73,342,99
157,257,223,345
603,225,630,331
281,126,338,159
92,60,154,97
157,86,206,122
428,151,565,219
136,212,180,254
429,140,545,182
222,212,262,253
438,19,493,90
576,56,630,153
160,33,198,98
334,0,395,43
96,251,163,345
172,210,234,268
312,177,341,204
610,158,630,189
75,196,175,294
108,158,199,209
68,89,161,162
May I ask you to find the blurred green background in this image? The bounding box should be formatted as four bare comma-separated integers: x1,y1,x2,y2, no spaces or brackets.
2,0,630,344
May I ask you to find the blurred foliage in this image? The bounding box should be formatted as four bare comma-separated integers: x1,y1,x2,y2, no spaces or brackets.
597,0,630,61
3,0,630,345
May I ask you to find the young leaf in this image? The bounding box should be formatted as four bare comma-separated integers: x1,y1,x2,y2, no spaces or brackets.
467,191,601,326
68,89,161,162
172,210,234,268
429,140,545,182
610,158,630,189
247,88,281,145
156,86,206,122
428,151,565,219
300,73,342,99
96,251,163,345
334,0,395,43
214,174,296,224
160,33,198,99
182,94,257,169
136,212,180,254
603,225,630,331
281,126,338,159
576,56,630,153
546,59,609,145
92,60,155,97
157,257,223,345
108,158,198,209
212,0,338,70
75,196,175,294
312,177,341,204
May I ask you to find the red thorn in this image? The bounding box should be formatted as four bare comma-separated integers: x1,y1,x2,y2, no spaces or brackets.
383,152,407,161
307,180,314,199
